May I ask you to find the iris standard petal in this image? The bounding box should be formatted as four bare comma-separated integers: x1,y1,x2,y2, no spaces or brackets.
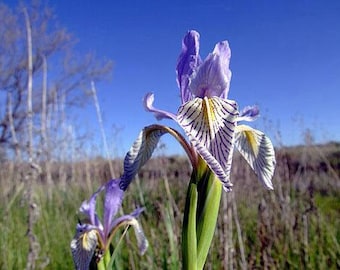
176,30,201,103
189,52,230,98
177,97,239,191
143,92,177,121
234,125,276,189
212,41,232,99
79,185,105,230
103,179,124,238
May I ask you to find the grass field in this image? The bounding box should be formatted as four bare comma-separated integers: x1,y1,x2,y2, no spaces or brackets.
0,142,339,269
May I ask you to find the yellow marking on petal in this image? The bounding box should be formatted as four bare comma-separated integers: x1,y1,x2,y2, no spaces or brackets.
244,130,259,156
236,125,259,156
82,230,98,251
202,97,217,138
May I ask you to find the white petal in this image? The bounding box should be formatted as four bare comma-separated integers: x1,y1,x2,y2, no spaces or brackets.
234,125,276,189
177,97,238,191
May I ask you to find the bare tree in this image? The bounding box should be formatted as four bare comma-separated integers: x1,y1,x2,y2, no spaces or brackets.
0,1,113,158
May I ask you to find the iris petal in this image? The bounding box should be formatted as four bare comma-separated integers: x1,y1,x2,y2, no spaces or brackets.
212,41,232,99
79,186,105,230
177,97,238,191
70,227,98,270
109,209,149,255
238,105,260,122
143,92,177,120
103,179,124,238
189,41,231,98
176,30,201,103
120,127,166,190
234,125,276,189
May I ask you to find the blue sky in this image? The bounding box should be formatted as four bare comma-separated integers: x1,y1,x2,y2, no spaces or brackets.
9,0,340,156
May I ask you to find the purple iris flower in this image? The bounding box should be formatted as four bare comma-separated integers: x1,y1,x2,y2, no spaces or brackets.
144,30,275,191
70,179,148,270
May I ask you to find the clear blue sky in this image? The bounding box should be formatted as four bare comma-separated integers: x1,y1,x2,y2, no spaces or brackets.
11,0,340,156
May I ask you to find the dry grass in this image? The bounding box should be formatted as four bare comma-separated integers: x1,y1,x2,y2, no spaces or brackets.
0,142,339,269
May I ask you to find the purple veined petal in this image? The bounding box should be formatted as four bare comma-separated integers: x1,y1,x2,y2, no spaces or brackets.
70,225,98,270
237,105,260,122
234,125,276,190
103,179,124,239
79,185,105,230
120,126,167,190
177,97,239,191
176,30,202,103
143,92,177,121
189,50,231,98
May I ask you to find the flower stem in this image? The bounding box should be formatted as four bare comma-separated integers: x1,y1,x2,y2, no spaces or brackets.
182,180,198,270
196,172,222,270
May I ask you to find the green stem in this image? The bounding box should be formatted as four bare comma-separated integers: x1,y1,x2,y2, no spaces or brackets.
182,181,198,270
196,172,222,270
97,255,106,270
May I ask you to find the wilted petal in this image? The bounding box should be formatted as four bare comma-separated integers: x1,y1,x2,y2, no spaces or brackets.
189,45,231,98
176,30,201,103
238,105,260,122
234,125,276,189
143,92,177,120
70,224,98,270
120,126,166,190
103,179,124,238
177,97,239,191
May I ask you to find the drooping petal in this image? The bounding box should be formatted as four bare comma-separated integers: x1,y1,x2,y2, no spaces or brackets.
79,185,105,230
109,209,149,255
143,92,177,120
234,125,276,189
177,97,239,191
103,179,124,239
70,224,98,270
189,41,231,98
176,30,202,103
120,126,167,190
238,105,260,122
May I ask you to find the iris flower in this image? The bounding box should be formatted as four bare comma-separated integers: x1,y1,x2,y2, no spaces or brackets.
143,30,275,191
70,179,148,270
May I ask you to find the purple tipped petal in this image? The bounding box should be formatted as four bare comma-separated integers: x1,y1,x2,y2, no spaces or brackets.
143,93,177,121
176,30,202,103
103,179,124,237
238,105,260,122
189,41,231,98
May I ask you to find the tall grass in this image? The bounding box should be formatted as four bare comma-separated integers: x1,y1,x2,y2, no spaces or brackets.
0,142,339,269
